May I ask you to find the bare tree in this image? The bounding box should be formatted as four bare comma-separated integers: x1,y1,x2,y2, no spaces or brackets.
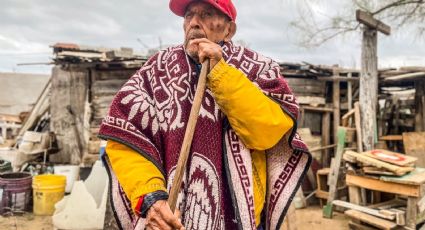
291,0,425,47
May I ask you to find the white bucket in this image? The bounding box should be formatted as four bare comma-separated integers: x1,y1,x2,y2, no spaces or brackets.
54,165,80,193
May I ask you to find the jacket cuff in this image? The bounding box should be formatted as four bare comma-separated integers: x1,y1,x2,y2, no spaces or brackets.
139,190,169,218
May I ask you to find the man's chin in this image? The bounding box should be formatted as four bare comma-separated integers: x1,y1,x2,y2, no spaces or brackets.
186,48,200,63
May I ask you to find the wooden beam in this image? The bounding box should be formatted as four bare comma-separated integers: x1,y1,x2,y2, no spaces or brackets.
323,127,346,218
344,210,397,230
359,26,378,151
356,10,391,35
346,174,420,197
333,67,341,154
302,106,333,113
385,72,425,81
322,112,331,167
317,76,359,82
345,151,414,176
348,221,376,230
332,200,395,220
354,102,363,152
309,144,336,152
379,135,402,141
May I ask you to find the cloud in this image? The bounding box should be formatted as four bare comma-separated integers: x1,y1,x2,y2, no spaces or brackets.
0,0,424,74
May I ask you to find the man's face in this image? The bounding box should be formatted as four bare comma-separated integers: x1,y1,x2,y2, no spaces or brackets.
183,1,233,60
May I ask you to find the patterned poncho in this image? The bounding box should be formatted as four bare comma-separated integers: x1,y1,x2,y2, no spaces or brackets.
99,41,311,230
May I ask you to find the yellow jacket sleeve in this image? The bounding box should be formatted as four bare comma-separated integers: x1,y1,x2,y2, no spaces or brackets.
208,59,294,150
105,140,166,212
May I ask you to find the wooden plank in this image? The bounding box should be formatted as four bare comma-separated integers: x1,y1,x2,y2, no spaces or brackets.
367,199,406,210
354,102,363,152
348,221,376,230
309,144,336,152
302,106,333,113
388,209,405,226
342,109,355,127
333,200,395,220
322,111,331,167
323,127,346,218
344,151,414,176
356,10,391,35
349,186,362,205
346,174,420,197
50,67,88,164
406,197,417,229
0,114,21,123
296,96,326,105
380,168,425,186
18,79,51,136
385,72,425,81
347,72,353,122
362,149,417,167
379,135,403,141
345,210,397,229
363,167,397,176
359,26,378,151
333,68,341,155
403,132,425,167
316,76,360,82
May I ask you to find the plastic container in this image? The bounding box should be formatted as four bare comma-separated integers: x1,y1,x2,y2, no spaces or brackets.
54,165,79,193
32,174,66,215
0,172,32,214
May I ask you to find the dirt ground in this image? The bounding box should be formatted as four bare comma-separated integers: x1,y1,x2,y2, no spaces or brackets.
295,206,349,230
0,213,52,230
0,206,349,230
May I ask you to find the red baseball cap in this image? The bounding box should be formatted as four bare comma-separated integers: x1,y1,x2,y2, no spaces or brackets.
169,0,237,21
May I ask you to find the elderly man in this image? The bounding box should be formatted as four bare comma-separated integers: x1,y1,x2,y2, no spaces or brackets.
99,0,311,229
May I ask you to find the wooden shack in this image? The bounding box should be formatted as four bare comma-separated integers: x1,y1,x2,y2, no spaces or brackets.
49,43,147,165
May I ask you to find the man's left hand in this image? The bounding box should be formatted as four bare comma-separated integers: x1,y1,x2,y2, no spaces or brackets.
189,38,222,70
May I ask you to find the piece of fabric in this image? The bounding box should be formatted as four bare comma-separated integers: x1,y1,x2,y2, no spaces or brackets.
105,58,293,225
107,139,267,226
99,41,311,230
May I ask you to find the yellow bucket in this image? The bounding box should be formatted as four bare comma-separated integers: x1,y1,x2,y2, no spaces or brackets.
32,174,66,215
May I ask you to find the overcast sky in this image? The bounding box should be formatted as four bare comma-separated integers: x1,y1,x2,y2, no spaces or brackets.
1,0,424,74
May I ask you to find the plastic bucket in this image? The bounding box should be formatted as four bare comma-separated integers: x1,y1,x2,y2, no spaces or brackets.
54,165,79,193
32,174,66,215
0,160,12,173
0,172,32,214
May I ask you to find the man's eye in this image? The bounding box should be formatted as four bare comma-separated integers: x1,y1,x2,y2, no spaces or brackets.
201,12,213,18
184,12,194,19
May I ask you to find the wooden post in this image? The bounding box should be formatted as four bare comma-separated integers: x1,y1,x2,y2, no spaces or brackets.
415,79,425,131
333,67,340,154
322,112,331,167
356,10,391,151
323,127,346,218
347,72,353,126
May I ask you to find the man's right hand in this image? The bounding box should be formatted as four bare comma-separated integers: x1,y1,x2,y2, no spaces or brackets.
145,200,185,230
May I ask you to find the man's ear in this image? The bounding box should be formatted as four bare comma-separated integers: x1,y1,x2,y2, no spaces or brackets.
224,22,236,42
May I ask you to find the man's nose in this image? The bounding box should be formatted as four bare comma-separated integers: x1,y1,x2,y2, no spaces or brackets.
189,14,201,29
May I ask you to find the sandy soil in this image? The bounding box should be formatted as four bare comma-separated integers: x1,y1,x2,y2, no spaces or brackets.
295,206,349,230
0,206,349,230
0,213,52,230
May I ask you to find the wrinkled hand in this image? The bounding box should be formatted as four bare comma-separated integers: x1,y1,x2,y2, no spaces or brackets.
189,38,222,70
145,200,184,230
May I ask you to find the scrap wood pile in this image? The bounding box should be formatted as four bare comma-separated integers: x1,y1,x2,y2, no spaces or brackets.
52,42,147,66
343,149,417,176
330,149,425,229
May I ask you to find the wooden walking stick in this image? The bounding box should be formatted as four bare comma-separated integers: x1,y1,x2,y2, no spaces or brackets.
168,60,210,212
